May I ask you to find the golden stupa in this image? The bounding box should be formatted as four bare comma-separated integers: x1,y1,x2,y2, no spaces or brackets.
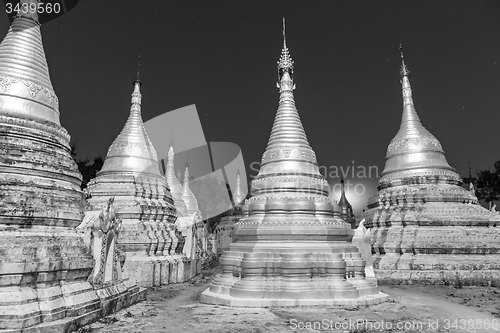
363,49,500,285
201,21,388,306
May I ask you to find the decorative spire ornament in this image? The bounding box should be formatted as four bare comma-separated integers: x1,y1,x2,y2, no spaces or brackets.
232,169,245,207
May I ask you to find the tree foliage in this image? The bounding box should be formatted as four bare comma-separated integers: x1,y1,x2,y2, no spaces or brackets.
475,160,500,209
70,140,104,189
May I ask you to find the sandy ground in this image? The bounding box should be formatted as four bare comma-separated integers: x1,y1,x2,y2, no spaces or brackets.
77,266,500,333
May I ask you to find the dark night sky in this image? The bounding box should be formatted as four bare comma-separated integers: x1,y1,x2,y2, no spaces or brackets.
1,1,499,212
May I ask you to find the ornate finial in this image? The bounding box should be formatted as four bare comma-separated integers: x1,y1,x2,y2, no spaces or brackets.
283,17,286,45
468,161,473,182
277,18,294,79
399,44,410,77
16,0,40,24
134,55,142,86
169,128,174,149
184,163,190,182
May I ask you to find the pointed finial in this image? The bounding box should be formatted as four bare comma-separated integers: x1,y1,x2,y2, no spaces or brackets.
169,128,175,149
399,45,410,77
468,161,472,182
134,55,142,86
283,17,286,45
17,0,40,23
277,18,294,77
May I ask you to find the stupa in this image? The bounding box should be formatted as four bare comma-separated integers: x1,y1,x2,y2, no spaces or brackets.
86,71,184,287
165,142,188,216
0,5,142,330
215,170,247,256
201,21,388,306
166,144,205,270
337,178,356,228
363,49,500,285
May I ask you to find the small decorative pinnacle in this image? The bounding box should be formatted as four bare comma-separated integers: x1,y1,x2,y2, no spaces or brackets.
399,44,410,77
169,128,175,149
16,0,40,24
134,55,142,86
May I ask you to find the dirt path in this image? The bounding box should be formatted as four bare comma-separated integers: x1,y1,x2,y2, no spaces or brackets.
79,266,500,333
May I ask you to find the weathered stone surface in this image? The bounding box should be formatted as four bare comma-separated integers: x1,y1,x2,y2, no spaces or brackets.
0,8,145,331
0,12,102,330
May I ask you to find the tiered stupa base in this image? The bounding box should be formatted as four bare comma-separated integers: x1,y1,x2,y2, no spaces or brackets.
202,205,389,307
202,245,389,307
122,254,201,287
365,197,500,286
87,176,202,287
0,230,145,332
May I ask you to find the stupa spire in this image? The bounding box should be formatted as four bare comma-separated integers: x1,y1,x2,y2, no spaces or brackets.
379,46,455,184
182,163,200,215
134,55,142,86
338,177,348,206
97,69,162,178
233,169,245,206
0,0,59,124
166,143,180,187
165,142,187,215
256,19,321,183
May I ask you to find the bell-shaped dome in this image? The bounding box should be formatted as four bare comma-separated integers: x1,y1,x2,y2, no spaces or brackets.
97,78,163,178
0,13,59,124
379,53,459,188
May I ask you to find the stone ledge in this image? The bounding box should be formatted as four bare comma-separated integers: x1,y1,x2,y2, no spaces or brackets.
200,288,389,307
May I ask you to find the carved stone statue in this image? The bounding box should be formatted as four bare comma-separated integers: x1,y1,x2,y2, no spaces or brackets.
352,219,375,279
88,197,123,286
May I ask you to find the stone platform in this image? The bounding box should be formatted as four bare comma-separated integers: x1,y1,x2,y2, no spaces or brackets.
201,287,388,307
